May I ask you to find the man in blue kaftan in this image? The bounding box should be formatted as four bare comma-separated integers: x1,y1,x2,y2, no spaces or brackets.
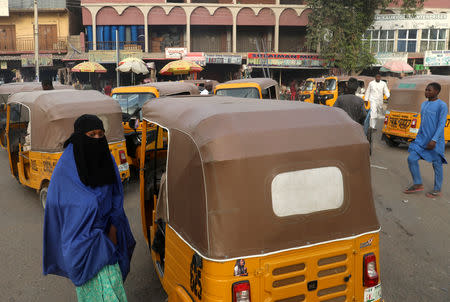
404,82,448,198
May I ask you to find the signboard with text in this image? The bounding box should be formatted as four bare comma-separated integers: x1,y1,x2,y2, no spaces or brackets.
206,54,242,65
184,52,206,66
165,47,187,59
424,50,450,67
88,51,143,63
247,53,326,68
21,54,53,67
374,52,408,66
0,0,8,17
373,13,449,30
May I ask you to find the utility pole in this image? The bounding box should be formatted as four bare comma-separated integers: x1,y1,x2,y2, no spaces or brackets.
34,0,39,82
116,30,120,87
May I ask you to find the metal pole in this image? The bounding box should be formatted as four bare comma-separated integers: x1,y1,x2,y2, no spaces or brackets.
116,30,120,87
34,0,39,82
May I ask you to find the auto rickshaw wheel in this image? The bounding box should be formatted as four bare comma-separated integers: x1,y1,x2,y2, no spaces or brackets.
383,134,400,147
40,185,48,210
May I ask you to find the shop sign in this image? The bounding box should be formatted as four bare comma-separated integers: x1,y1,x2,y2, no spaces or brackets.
21,54,53,67
88,50,143,64
374,52,408,66
206,54,242,65
247,53,326,68
0,0,8,17
165,47,187,59
424,50,450,67
0,61,7,70
184,52,206,66
373,13,449,30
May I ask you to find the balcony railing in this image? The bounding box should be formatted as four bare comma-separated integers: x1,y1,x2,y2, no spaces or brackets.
0,37,68,54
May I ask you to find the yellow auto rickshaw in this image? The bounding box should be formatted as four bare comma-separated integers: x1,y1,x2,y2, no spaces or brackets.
138,96,382,302
299,77,325,103
317,76,374,108
0,82,72,148
214,78,279,99
6,90,130,208
382,75,450,147
111,82,199,168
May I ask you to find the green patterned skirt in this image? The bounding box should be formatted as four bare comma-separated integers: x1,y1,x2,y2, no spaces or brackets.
76,263,128,302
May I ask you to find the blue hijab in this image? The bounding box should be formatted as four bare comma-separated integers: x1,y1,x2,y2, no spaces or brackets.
43,144,136,286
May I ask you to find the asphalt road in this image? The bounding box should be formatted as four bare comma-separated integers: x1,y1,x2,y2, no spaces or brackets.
0,124,448,302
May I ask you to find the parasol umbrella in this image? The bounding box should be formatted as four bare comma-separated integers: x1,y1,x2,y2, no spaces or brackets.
71,61,107,73
116,57,149,75
380,60,414,74
159,60,203,76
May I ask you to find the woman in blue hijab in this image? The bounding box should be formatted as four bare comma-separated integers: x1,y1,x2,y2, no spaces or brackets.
43,114,136,301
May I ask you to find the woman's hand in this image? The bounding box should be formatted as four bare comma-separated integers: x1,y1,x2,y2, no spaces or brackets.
108,224,118,245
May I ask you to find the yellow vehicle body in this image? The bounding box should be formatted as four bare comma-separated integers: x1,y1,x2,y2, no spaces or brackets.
299,78,321,103
6,90,130,207
139,96,382,302
318,76,339,107
112,82,198,167
149,226,380,302
214,78,279,100
382,75,450,146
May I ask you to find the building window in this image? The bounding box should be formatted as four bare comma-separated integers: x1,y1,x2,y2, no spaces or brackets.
420,29,447,51
397,29,417,52
363,29,395,53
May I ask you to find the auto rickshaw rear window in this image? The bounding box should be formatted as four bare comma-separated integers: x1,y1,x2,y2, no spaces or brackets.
112,93,156,117
215,87,260,99
324,79,336,90
398,83,417,89
271,166,344,217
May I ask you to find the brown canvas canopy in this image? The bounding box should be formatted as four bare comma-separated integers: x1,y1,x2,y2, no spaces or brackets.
0,82,73,104
220,78,278,90
142,96,379,260
388,75,450,113
8,90,124,152
139,82,199,96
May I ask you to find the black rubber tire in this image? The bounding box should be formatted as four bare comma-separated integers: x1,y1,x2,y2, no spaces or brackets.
384,135,400,147
40,186,48,210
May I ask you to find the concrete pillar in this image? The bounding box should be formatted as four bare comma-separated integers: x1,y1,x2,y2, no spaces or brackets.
274,19,279,52
89,7,101,51
232,12,237,53
186,17,191,52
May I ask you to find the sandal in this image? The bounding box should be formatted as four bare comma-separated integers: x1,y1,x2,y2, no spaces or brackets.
426,191,441,198
403,184,424,194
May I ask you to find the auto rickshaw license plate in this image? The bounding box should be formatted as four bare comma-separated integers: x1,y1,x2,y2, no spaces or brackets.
364,283,382,302
118,163,129,172
389,117,410,130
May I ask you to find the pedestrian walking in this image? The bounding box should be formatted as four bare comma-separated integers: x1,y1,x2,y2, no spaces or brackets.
43,114,136,301
365,74,390,130
333,77,367,125
403,82,448,198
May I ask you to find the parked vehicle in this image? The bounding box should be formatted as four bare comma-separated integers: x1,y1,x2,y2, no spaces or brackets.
214,78,279,99
317,76,374,108
6,90,130,208
138,96,382,302
299,77,325,103
0,82,72,148
382,75,450,147
111,82,199,167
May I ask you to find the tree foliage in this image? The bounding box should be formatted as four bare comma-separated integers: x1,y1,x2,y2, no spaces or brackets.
305,0,424,74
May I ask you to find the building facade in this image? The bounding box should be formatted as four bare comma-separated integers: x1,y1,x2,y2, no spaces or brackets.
0,0,82,81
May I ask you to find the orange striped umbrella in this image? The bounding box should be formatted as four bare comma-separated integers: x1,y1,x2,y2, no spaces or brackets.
159,60,203,75
72,61,107,73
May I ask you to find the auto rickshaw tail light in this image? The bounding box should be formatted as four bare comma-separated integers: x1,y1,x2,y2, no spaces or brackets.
411,119,417,128
363,253,379,287
119,150,127,164
232,281,251,302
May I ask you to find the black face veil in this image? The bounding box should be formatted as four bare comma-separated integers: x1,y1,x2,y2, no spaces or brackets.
64,114,116,187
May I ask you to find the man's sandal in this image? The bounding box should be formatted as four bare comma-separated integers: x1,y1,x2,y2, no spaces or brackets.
425,191,441,198
403,185,424,194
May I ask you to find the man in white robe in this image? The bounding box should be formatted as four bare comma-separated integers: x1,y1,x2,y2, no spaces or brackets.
365,74,390,130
